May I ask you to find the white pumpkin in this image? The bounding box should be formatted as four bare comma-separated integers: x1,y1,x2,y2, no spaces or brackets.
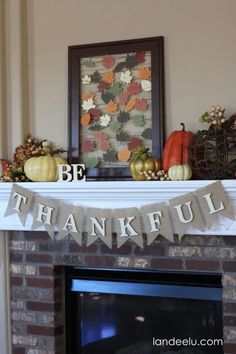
168,164,192,181
24,155,67,182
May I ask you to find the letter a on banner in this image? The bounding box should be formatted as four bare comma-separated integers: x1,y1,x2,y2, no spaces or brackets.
114,208,143,248
4,184,33,226
169,192,205,239
58,204,84,245
32,197,59,238
196,181,234,228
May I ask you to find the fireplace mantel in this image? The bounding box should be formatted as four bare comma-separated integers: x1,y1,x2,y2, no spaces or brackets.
0,180,236,234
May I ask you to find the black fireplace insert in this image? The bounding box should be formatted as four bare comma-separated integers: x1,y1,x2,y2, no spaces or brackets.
65,267,224,354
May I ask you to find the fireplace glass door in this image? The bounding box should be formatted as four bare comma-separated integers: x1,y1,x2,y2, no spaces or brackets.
65,267,223,354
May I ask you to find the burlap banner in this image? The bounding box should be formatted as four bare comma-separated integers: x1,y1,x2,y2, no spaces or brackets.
3,181,234,248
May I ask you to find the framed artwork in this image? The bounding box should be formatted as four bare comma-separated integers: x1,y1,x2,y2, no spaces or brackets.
68,36,164,180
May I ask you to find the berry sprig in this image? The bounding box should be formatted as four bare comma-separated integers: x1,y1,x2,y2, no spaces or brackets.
199,105,226,128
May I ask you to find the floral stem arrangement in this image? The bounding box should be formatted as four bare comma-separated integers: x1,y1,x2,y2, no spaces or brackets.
0,136,66,182
198,105,227,128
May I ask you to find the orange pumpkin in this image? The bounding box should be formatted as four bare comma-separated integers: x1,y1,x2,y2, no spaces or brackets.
162,123,193,172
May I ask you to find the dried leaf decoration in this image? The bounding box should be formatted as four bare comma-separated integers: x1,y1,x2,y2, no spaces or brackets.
101,92,115,104
125,96,136,113
81,113,91,126
100,114,111,127
108,82,123,96
136,52,145,64
103,71,115,84
116,131,130,142
110,120,122,132
141,80,151,92
82,140,94,153
125,54,137,69
117,111,130,123
135,98,148,111
91,131,108,141
91,71,102,83
84,157,99,168
120,70,132,84
103,149,117,162
139,67,151,80
98,81,109,92
128,137,143,151
114,61,126,73
127,82,141,96
88,108,101,119
81,59,95,68
132,115,144,127
99,139,110,151
119,93,129,105
106,100,118,113
82,98,96,112
82,92,95,101
102,56,115,69
117,149,131,162
141,128,152,139
82,74,91,85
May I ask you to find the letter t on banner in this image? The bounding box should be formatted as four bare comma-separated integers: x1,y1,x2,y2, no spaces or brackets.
4,184,33,226
196,181,234,228
32,197,59,238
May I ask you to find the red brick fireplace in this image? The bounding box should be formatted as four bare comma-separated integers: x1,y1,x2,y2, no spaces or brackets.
9,231,236,354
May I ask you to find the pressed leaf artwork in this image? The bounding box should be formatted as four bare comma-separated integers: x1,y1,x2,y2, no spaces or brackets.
106,100,118,113
132,115,144,127
125,96,136,113
135,98,148,111
81,113,91,126
80,50,152,168
102,56,115,69
103,71,115,84
82,139,94,153
139,67,151,80
117,149,131,162
117,111,130,123
84,157,99,168
128,137,143,151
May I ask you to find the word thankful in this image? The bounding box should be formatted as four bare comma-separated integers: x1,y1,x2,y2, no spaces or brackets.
4,182,233,248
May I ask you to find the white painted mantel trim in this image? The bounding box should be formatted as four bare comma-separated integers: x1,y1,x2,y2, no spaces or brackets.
0,180,236,234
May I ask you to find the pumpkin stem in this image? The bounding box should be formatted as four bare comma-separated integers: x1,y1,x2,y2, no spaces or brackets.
180,123,185,131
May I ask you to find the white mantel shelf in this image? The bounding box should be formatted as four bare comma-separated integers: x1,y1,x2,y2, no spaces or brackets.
0,180,236,235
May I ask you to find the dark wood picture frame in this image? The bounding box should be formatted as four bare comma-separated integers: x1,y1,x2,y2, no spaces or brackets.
68,36,165,180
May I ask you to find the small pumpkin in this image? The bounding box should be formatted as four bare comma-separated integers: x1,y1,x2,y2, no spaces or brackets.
129,145,161,181
168,164,192,181
162,123,193,172
24,141,67,182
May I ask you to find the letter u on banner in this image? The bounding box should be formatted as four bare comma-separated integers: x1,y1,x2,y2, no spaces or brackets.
169,192,205,239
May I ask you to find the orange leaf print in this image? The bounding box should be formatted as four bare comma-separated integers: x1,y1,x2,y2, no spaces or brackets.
103,71,115,84
139,67,151,80
125,96,136,113
117,149,131,162
106,100,118,113
82,92,95,100
81,113,91,126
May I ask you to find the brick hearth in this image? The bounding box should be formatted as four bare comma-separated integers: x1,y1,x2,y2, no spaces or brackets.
9,231,236,354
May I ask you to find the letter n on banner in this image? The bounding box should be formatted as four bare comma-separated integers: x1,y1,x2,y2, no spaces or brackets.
141,203,174,245
57,205,84,245
87,208,112,249
196,181,234,228
4,184,33,226
169,192,205,240
114,208,143,248
32,197,59,238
